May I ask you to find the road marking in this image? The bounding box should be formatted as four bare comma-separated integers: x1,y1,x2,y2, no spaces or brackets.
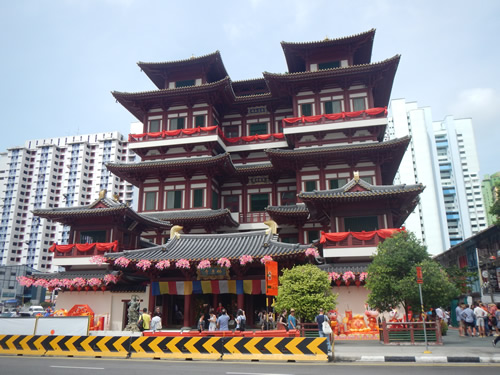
50,366,104,370
226,373,294,375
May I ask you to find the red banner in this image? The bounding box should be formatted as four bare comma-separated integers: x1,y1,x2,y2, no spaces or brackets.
265,261,279,296
320,228,404,244
49,241,119,253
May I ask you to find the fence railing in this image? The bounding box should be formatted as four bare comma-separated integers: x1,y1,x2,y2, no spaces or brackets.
380,320,442,345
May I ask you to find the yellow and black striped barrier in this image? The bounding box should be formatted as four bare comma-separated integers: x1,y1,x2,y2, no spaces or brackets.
222,337,328,361
0,335,327,361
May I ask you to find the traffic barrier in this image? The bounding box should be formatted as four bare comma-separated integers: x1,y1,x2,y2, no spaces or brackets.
0,335,50,356
222,336,328,361
43,335,130,357
129,336,223,360
0,334,328,361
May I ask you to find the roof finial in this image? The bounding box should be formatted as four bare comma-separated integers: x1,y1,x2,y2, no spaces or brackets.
324,35,329,41
170,225,183,239
353,171,360,182
190,54,196,59
264,220,278,235
99,189,107,199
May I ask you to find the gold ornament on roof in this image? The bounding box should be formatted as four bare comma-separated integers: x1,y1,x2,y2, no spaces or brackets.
353,171,360,182
170,225,183,239
99,189,107,199
264,220,278,235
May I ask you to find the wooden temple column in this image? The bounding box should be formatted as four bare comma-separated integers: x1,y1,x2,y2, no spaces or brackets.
183,293,191,327
237,292,244,310
297,226,305,244
148,283,155,315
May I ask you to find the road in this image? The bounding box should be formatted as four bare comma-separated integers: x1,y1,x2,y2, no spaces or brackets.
1,356,499,375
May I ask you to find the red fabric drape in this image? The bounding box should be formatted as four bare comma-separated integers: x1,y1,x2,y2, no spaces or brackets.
164,129,182,136
50,241,119,253
304,115,323,123
282,107,387,127
200,126,218,132
324,113,344,121
320,228,404,243
181,128,200,135
147,132,163,138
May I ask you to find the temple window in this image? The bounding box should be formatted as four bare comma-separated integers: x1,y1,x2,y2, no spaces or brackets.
194,115,205,127
318,61,340,70
352,97,366,111
307,230,320,243
249,123,268,136
145,191,157,211
280,191,296,206
281,235,299,243
167,191,182,209
170,118,185,130
80,230,106,243
212,191,219,209
148,119,161,133
301,103,312,117
175,79,195,88
250,193,269,212
193,189,204,208
344,216,379,232
304,180,317,192
329,178,348,189
224,195,239,212
224,126,239,138
361,176,373,184
324,100,342,114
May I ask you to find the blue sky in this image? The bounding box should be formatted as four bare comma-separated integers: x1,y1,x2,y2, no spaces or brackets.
1,0,498,176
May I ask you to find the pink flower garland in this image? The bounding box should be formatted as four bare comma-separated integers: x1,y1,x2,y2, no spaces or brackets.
342,271,355,282
328,272,341,281
359,272,368,281
305,248,319,257
17,276,34,287
90,255,107,266
239,255,253,266
197,259,211,269
48,279,61,288
260,255,273,264
61,278,73,288
155,260,171,270
217,257,231,268
114,257,130,268
73,277,86,288
88,278,102,287
175,259,190,269
136,259,152,271
104,274,118,285
33,279,48,288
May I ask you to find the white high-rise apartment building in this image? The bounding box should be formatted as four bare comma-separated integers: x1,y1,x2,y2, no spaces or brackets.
0,132,136,271
388,99,487,254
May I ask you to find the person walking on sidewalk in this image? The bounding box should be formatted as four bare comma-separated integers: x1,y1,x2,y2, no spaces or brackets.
456,303,465,337
315,308,332,353
474,302,487,337
462,304,476,337
493,303,500,347
288,308,297,330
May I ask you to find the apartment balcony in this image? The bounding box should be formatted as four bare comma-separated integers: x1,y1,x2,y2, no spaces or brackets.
282,107,388,136
128,126,289,153
321,228,403,258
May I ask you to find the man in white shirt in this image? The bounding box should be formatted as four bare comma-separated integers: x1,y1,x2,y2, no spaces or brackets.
435,307,444,321
474,302,487,338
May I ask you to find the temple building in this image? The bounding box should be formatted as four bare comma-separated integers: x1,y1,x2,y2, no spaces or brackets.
26,30,423,330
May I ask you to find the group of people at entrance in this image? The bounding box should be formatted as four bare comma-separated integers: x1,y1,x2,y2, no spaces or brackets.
198,304,246,332
137,307,162,332
455,302,500,346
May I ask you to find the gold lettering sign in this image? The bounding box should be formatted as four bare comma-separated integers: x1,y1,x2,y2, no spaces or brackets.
249,176,270,185
197,267,230,280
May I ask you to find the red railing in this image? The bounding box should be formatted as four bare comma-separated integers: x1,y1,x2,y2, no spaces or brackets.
239,212,270,223
282,107,387,128
128,126,285,146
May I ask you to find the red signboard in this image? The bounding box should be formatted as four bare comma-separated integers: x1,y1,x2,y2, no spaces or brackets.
265,261,279,296
416,266,423,284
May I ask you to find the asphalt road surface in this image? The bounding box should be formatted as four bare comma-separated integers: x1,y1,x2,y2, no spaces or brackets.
1,356,499,375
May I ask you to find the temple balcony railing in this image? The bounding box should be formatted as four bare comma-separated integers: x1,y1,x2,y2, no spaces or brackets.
282,107,388,136
50,241,119,258
239,212,270,224
321,228,404,258
128,126,288,152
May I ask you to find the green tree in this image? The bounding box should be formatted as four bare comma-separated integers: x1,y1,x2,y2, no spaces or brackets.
366,231,459,315
490,182,500,225
274,264,336,322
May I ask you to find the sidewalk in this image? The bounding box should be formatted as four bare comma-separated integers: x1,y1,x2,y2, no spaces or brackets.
333,328,500,363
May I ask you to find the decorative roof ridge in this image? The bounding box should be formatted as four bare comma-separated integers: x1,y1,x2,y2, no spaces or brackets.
265,136,410,154
234,92,273,100
298,180,424,197
111,76,231,97
281,29,376,46
232,77,266,84
178,229,270,240
107,152,230,168
263,55,400,77
137,50,221,67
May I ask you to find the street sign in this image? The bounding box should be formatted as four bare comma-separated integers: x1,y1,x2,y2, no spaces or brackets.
265,261,278,296
416,266,423,284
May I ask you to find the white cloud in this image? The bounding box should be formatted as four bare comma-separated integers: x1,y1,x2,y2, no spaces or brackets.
448,88,500,128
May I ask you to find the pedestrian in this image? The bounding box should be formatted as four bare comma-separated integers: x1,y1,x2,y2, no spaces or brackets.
461,304,476,337
288,308,297,330
208,308,217,331
455,303,465,337
216,302,224,317
315,308,332,353
435,307,444,321
138,307,151,331
150,312,162,332
217,308,230,331
276,309,288,330
236,309,246,331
